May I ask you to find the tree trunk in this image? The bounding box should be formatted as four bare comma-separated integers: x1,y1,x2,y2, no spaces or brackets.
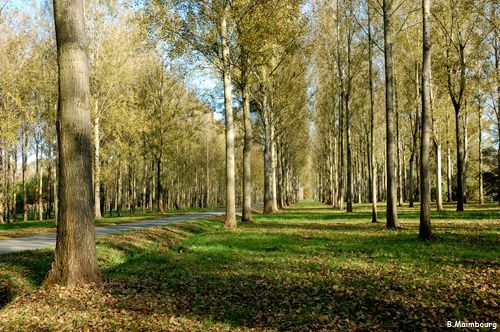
478,102,483,205
0,148,3,224
11,146,17,222
368,0,377,222
38,163,43,221
383,0,399,228
22,121,28,221
93,113,102,219
419,0,432,240
263,92,277,213
53,144,59,224
454,106,464,210
396,107,403,206
462,109,468,204
45,0,101,286
156,159,164,213
35,143,40,221
242,78,253,222
221,5,236,228
447,140,452,202
435,142,443,211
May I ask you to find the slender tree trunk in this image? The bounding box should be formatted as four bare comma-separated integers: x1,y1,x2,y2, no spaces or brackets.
35,143,40,221
337,93,344,210
263,92,277,213
242,77,253,222
38,163,43,221
435,142,443,211
45,0,101,286
156,159,163,213
447,130,452,202
454,106,464,210
383,0,399,228
367,0,377,222
0,147,3,223
396,107,403,206
419,0,432,240
47,146,53,220
11,146,17,223
53,143,59,224
142,162,147,213
93,112,102,219
22,121,28,221
270,123,279,211
462,109,468,204
221,5,236,228
477,102,484,205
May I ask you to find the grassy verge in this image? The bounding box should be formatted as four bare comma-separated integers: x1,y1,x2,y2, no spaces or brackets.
0,201,498,331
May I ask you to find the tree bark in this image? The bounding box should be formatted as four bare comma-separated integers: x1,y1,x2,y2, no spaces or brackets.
22,121,28,222
242,74,253,222
419,0,432,240
367,0,377,222
45,0,101,287
0,147,3,223
93,112,102,219
38,163,43,221
221,4,236,228
383,0,399,228
435,142,443,211
477,101,484,205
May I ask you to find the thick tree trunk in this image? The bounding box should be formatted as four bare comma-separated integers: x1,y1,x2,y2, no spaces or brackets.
221,6,236,228
383,0,399,228
45,0,101,287
419,0,432,240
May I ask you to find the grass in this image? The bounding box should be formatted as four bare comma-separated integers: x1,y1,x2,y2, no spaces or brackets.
0,200,498,331
0,207,222,240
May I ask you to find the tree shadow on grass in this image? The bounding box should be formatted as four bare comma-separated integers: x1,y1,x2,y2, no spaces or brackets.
0,250,53,309
0,216,497,330
100,232,498,331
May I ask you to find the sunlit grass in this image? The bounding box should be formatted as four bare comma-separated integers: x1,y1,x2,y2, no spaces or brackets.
0,200,498,330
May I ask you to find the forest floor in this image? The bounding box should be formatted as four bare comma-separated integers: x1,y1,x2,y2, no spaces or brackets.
0,201,498,331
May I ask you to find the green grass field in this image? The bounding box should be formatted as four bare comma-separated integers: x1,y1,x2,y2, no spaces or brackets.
0,201,498,330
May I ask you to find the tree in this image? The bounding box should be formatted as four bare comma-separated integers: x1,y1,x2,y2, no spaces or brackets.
367,0,377,223
220,1,237,228
419,0,432,240
383,0,399,229
45,0,101,286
